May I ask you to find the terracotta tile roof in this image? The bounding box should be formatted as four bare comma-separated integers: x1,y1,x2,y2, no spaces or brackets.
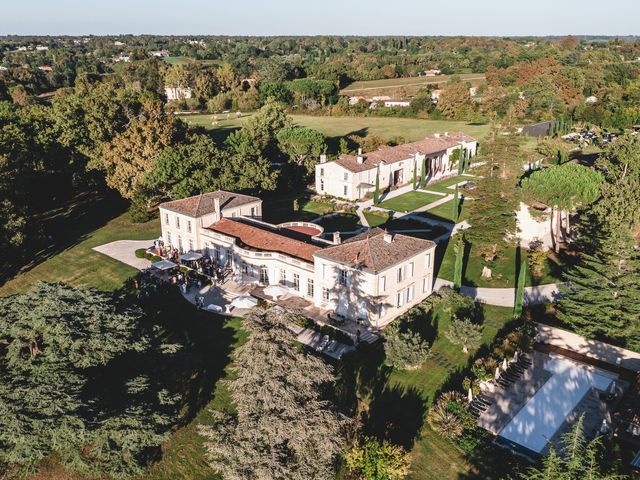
335,132,475,173
206,218,323,263
317,228,435,272
160,190,260,217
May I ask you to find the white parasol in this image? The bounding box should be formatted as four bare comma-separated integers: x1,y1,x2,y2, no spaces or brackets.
230,295,258,309
264,285,288,299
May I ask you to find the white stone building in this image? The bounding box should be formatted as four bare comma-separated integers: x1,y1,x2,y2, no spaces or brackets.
158,190,436,327
165,86,193,101
314,133,477,201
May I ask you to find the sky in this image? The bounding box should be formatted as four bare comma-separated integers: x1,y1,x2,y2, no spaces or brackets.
1,0,639,37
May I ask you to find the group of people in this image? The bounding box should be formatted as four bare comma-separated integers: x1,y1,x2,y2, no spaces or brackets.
187,256,229,285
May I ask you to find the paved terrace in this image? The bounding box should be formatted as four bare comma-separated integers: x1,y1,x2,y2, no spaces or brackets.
478,351,551,435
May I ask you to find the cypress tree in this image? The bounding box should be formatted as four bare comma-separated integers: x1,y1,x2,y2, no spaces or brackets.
452,185,460,221
453,235,464,290
514,255,527,318
374,166,380,205
420,156,427,188
413,159,417,190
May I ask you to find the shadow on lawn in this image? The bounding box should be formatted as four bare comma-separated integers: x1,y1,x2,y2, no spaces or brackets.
86,286,241,466
0,192,130,287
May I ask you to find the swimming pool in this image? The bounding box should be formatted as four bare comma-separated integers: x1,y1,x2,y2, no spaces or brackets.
497,356,615,454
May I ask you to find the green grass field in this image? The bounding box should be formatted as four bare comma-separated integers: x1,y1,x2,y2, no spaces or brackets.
436,240,563,288
0,207,159,297
378,191,445,213
179,113,491,148
424,174,475,194
340,73,486,97
316,213,362,232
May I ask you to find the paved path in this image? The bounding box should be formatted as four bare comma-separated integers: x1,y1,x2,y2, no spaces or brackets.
92,240,155,270
434,278,560,307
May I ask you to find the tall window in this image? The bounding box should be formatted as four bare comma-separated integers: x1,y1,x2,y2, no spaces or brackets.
178,236,183,252
320,168,324,176
407,284,415,302
320,180,325,192
397,266,404,283
307,279,315,298
408,262,414,278
322,287,330,303
165,213,169,225
378,276,386,293
166,232,171,246
425,253,431,270
423,276,431,293
188,239,194,251
176,216,180,229
259,266,269,284
293,273,300,291
339,269,348,286
280,269,287,284
396,291,405,308
343,185,348,197
250,207,256,217
187,220,192,233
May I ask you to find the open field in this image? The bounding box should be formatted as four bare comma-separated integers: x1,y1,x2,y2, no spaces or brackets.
340,73,486,98
0,204,159,297
180,113,491,149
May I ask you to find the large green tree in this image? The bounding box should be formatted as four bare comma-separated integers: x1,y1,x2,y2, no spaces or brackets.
276,126,326,175
199,309,351,480
521,163,603,253
0,283,181,477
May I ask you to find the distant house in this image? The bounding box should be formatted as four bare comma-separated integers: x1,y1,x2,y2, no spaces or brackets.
348,96,367,106
431,89,444,102
35,45,48,51
112,53,130,63
37,66,53,72
315,133,477,201
383,99,411,108
469,87,478,97
585,95,598,105
165,86,193,101
114,41,125,46
150,50,169,58
423,69,441,76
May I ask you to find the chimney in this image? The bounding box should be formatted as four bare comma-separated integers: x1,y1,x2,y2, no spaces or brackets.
383,232,394,243
357,155,364,164
319,154,327,164
444,131,449,136
333,231,341,245
214,196,221,222
357,147,362,155
434,133,440,138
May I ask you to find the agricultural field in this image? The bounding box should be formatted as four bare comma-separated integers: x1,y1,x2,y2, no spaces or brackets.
180,113,492,149
339,73,486,98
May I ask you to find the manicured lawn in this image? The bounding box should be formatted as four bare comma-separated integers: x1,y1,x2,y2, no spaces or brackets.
425,174,475,194
0,207,159,297
143,315,247,480
316,213,361,232
436,240,563,288
419,200,470,223
363,210,390,227
378,191,445,213
179,114,492,148
346,302,516,480
261,193,337,224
